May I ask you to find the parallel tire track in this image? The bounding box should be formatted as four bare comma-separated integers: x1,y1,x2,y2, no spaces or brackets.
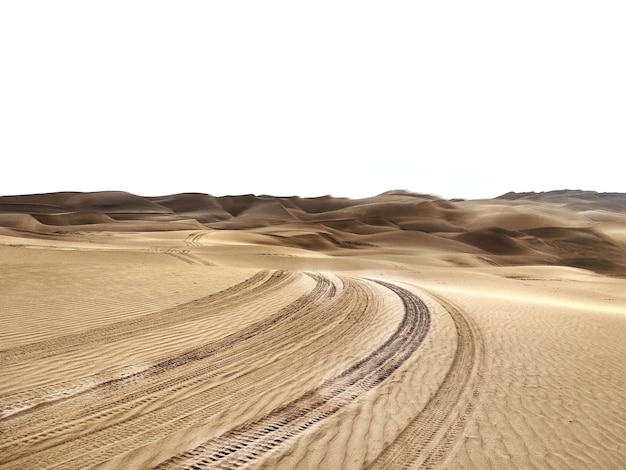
185,232,206,247
0,272,340,467
366,291,485,470
0,270,282,367
27,275,372,469
0,276,445,470
0,270,303,434
164,249,214,266
151,279,431,470
0,271,295,421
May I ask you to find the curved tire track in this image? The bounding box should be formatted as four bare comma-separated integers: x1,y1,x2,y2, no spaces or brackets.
185,232,207,247
366,291,485,470
0,277,441,470
32,275,371,469
0,270,281,367
152,279,431,470
0,270,298,424
164,249,214,266
0,272,340,467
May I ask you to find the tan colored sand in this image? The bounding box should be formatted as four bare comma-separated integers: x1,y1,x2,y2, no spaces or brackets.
1,191,625,469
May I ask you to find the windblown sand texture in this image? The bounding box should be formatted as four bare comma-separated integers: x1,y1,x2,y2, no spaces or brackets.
1,190,625,469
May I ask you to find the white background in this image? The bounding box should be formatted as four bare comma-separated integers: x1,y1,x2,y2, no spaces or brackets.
1,1,624,199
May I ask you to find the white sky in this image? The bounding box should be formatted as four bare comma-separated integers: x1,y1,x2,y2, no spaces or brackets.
1,2,624,200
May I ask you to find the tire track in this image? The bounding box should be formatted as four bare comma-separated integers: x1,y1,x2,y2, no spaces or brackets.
164,249,214,266
0,270,282,367
0,273,340,467
0,270,297,420
151,279,431,470
185,232,206,247
0,269,293,419
22,275,370,469
366,291,485,470
1,277,433,470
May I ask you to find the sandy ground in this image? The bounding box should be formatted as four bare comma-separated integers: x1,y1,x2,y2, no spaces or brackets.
0,190,625,469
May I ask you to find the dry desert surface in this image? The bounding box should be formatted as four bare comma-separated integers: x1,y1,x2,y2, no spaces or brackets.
1,190,625,469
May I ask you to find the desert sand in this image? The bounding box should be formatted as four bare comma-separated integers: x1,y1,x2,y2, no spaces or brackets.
0,190,625,469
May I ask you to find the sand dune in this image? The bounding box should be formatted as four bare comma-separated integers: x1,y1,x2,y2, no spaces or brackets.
0,190,625,469
4,189,623,274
